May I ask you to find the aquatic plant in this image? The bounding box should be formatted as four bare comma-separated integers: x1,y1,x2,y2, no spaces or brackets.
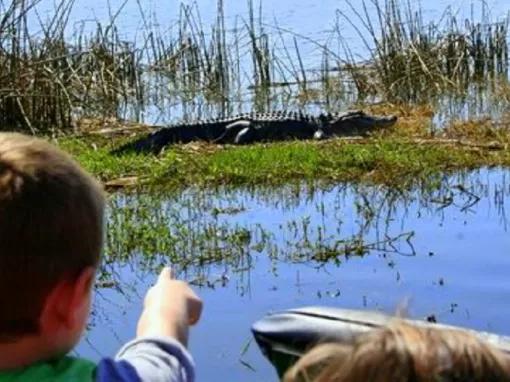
97,173,508,288
0,0,508,131
0,0,142,132
337,0,509,102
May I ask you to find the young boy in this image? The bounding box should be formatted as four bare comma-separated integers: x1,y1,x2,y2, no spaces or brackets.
0,133,202,381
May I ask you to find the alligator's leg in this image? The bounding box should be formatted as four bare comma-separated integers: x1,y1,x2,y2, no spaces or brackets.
235,126,257,144
313,129,330,140
214,120,251,144
112,128,175,155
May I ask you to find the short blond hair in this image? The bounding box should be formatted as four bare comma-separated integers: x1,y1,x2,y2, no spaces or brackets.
0,133,105,339
284,321,510,382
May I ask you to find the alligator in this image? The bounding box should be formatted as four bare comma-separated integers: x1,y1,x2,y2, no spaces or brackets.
113,110,398,154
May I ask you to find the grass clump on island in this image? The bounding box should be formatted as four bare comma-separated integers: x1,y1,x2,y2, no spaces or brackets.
57,106,510,191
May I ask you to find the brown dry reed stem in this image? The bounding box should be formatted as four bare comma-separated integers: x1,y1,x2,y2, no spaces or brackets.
0,0,142,133
337,0,509,102
0,0,509,133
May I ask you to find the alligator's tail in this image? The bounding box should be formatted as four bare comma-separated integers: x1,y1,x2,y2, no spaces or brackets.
112,129,171,155
111,140,146,155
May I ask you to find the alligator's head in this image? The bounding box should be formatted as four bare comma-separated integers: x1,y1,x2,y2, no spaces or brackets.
326,110,397,136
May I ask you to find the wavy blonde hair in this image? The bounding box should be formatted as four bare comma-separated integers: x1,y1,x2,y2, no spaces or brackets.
284,321,510,382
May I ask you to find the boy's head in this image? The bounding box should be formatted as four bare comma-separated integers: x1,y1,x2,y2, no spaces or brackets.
285,321,510,382
0,133,104,349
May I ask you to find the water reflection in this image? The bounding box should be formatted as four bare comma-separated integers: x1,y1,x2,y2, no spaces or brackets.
78,168,510,381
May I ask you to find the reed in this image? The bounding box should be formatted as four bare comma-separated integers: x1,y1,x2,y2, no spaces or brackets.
337,0,509,102
0,0,508,132
0,0,143,132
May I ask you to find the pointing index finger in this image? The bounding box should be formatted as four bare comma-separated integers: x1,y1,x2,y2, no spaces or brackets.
158,267,174,281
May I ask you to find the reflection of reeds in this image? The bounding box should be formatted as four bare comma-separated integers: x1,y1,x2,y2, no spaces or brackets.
103,185,421,273
337,0,509,102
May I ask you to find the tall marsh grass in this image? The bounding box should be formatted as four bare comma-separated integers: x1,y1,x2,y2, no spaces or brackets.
0,0,507,132
0,0,143,132
338,0,509,101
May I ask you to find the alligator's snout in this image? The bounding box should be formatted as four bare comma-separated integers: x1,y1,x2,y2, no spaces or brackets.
326,111,398,137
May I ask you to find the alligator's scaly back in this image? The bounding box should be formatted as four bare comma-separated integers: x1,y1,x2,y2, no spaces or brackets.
113,110,397,154
113,111,323,154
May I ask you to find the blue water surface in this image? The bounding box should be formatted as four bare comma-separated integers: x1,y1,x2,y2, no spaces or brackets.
78,168,510,381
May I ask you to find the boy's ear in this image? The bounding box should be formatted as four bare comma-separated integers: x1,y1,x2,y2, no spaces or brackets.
40,267,96,332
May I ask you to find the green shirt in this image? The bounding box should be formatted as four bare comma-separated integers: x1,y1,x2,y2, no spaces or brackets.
0,357,96,382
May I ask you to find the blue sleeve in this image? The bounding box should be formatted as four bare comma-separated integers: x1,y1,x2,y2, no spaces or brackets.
95,337,195,382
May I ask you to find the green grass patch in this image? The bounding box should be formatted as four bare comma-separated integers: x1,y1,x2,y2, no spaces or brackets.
57,135,510,191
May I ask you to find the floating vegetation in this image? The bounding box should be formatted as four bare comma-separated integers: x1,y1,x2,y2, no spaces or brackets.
98,171,509,288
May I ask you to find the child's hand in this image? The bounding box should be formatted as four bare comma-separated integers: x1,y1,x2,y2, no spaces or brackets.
136,267,203,346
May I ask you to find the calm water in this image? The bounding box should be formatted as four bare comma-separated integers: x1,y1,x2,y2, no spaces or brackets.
77,169,510,381
40,0,509,35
